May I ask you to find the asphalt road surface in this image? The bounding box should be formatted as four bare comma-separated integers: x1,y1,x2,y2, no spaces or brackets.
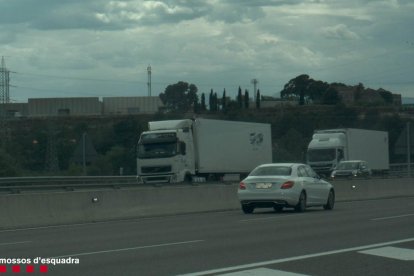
1,197,414,276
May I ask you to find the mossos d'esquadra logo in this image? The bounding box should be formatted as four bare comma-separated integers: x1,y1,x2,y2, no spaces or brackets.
249,132,264,146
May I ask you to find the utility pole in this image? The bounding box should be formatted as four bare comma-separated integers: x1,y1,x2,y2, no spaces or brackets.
0,56,10,148
82,132,86,175
0,56,10,104
251,78,258,101
147,65,152,96
407,122,411,175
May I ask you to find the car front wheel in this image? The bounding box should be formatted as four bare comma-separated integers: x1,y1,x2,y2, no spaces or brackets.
241,205,254,214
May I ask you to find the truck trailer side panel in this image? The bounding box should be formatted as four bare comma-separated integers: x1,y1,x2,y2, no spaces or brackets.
346,128,389,170
193,119,272,174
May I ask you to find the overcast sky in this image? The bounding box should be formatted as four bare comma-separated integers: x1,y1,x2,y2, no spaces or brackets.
1,0,413,102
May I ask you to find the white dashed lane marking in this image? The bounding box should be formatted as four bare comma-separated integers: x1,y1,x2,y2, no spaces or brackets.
219,268,309,276
359,246,414,261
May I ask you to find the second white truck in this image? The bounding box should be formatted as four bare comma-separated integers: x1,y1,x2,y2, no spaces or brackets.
306,128,389,175
137,118,272,183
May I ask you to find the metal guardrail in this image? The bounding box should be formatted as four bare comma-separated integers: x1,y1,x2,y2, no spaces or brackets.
0,175,225,194
0,176,141,193
389,163,414,177
0,164,413,194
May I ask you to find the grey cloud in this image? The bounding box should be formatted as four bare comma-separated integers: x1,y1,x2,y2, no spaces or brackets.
137,1,211,25
322,24,360,40
0,0,113,30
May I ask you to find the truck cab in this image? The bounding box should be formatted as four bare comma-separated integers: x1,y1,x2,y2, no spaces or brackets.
137,120,195,183
306,132,346,176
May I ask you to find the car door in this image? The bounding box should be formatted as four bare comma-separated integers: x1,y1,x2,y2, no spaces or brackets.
304,165,329,205
298,165,318,205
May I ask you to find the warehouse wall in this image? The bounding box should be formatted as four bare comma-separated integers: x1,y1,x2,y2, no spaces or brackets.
28,97,102,116
102,96,163,115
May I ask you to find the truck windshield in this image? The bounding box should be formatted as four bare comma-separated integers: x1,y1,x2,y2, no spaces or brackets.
137,142,178,159
307,149,336,162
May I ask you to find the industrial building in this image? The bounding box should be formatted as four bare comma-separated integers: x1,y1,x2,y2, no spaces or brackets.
0,96,163,118
102,97,163,115
29,97,102,117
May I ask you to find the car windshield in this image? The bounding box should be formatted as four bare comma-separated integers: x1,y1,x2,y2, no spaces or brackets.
249,166,292,176
337,162,359,170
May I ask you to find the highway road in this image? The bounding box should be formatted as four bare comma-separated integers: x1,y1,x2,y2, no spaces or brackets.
1,197,414,275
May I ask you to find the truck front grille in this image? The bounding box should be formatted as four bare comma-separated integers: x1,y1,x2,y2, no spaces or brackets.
141,166,172,174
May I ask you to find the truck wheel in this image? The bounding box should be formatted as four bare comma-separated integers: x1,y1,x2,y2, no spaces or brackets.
184,174,192,184
323,190,335,210
295,192,306,212
241,205,254,214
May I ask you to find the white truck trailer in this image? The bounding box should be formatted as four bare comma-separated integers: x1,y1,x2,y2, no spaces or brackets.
137,118,272,183
306,128,389,175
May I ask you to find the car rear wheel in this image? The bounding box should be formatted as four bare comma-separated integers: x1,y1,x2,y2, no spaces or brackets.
295,192,306,212
241,205,254,214
323,190,335,210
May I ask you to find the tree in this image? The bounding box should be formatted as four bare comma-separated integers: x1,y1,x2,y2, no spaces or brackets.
244,90,250,109
193,94,200,113
209,89,214,111
222,89,227,112
307,80,330,103
256,89,261,109
213,92,218,111
280,74,310,103
280,74,334,104
237,86,243,109
322,87,340,105
159,81,198,112
378,89,393,105
200,93,206,111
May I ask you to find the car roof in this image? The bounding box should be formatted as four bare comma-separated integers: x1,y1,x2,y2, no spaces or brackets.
339,160,365,163
257,163,305,168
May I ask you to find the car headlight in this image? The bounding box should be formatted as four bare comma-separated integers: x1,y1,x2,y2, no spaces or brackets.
352,170,358,176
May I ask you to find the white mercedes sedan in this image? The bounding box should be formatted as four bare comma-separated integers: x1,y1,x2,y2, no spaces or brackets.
237,163,335,214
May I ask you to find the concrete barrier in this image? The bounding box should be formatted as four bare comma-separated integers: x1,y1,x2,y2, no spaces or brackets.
331,177,414,201
1,178,413,230
0,184,239,230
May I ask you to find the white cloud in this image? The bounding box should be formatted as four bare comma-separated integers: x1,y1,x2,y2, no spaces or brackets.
322,24,360,40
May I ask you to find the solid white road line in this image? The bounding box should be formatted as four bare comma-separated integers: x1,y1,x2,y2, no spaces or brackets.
239,214,307,223
52,240,204,258
371,213,414,221
219,268,309,276
0,241,32,246
179,237,414,276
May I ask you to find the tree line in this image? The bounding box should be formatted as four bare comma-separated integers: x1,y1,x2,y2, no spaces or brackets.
159,75,396,114
159,81,262,113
